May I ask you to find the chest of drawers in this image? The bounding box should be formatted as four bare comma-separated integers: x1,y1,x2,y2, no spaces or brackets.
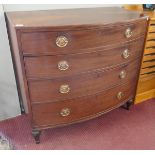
5,7,148,144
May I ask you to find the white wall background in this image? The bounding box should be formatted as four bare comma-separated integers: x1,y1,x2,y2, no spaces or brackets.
0,4,121,121
3,4,121,11
0,4,21,120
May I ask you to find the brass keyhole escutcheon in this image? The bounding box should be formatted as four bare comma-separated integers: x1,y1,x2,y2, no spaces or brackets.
56,36,68,47
58,60,69,71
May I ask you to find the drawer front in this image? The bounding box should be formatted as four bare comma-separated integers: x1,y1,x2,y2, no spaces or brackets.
141,60,155,68
32,81,135,128
21,20,147,55
141,67,155,75
147,33,155,40
150,20,155,25
24,38,144,79
144,48,155,55
143,54,155,62
28,60,140,103
146,41,155,48
149,25,155,33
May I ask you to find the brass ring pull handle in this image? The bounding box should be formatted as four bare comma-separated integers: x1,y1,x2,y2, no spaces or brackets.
58,60,69,71
117,92,124,100
60,108,71,117
119,70,127,79
125,28,132,38
59,84,70,94
122,49,130,59
56,36,68,47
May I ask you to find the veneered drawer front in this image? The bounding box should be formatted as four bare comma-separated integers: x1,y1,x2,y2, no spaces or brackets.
32,81,135,128
21,20,147,55
28,60,140,104
24,38,144,79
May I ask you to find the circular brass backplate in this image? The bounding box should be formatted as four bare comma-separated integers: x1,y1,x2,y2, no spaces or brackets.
56,36,68,47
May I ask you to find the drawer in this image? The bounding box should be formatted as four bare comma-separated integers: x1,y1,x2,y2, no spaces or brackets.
150,20,155,25
32,81,135,128
28,60,140,103
146,41,155,48
144,48,155,55
137,76,155,94
143,54,155,62
141,60,155,68
21,20,147,55
149,25,155,33
147,33,155,40
24,38,144,79
141,67,155,75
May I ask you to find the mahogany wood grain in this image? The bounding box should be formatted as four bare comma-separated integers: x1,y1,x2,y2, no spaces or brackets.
20,20,147,55
5,7,147,28
29,59,140,104
24,37,144,79
32,81,135,128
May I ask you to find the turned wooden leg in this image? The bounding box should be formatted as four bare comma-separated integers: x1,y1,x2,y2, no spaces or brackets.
126,99,133,110
121,99,134,110
32,130,41,144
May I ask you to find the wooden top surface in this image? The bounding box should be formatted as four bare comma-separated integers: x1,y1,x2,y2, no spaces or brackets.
6,7,146,28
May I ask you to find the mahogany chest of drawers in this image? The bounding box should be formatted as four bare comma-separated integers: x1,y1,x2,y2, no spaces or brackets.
6,7,148,144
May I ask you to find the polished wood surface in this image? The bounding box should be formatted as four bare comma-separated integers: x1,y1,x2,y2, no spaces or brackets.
24,38,144,79
6,7,145,28
20,20,146,55
29,60,140,104
6,7,147,143
32,81,136,128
